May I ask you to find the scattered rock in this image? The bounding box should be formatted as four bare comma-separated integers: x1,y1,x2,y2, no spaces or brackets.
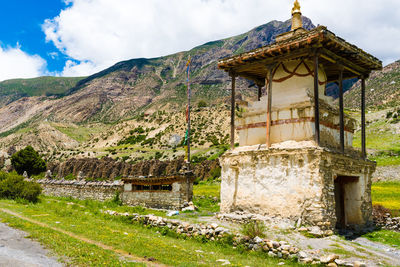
216,259,231,265
253,236,263,244
298,251,308,259
308,226,324,237
45,170,52,179
353,261,366,267
320,254,339,264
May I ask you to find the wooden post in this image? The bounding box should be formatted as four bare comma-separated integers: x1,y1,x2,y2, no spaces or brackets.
230,73,236,149
266,67,274,148
314,54,320,146
339,67,345,153
361,77,366,159
257,84,262,101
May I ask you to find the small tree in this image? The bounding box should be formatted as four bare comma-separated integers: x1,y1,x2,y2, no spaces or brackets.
11,146,46,176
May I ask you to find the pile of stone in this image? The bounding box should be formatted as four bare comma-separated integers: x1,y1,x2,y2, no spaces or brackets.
217,212,296,229
104,210,231,240
373,205,400,232
375,215,400,232
103,210,366,266
218,212,334,237
32,178,123,188
47,157,220,181
383,217,400,231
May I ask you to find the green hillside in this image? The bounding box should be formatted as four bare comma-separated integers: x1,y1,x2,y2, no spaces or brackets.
0,76,85,98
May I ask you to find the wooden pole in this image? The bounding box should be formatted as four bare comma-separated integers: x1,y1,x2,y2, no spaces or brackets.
258,84,262,101
314,54,320,146
339,67,345,153
187,59,191,164
266,67,274,148
361,77,366,159
230,73,236,149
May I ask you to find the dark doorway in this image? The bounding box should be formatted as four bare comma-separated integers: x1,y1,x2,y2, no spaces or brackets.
334,176,359,229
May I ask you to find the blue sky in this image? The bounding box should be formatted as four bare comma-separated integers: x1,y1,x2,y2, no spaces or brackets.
0,0,67,73
0,0,399,81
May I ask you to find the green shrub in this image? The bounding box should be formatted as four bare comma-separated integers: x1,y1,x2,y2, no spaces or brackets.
11,146,46,176
0,172,42,202
198,100,207,108
64,173,76,180
209,166,221,179
241,221,266,239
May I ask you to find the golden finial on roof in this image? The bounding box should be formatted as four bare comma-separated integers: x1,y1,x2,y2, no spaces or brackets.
291,0,303,31
292,0,301,15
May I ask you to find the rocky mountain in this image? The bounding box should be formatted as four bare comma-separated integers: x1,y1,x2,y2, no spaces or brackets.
0,17,314,127
0,17,316,156
344,60,400,110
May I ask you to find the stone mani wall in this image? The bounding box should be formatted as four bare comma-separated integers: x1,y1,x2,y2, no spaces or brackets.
220,146,375,230
36,179,192,210
121,181,193,210
38,180,123,202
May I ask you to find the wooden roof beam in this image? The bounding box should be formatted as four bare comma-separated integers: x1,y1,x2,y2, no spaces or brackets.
319,48,368,76
238,73,265,86
230,48,313,74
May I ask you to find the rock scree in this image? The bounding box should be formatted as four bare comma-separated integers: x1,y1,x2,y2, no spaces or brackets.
48,157,220,180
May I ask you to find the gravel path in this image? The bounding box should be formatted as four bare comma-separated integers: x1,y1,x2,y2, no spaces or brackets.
0,222,63,267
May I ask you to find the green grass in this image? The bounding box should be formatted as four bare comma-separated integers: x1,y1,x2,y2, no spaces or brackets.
362,230,400,248
353,119,400,166
0,76,84,97
353,121,400,151
371,181,400,214
370,155,400,166
52,123,107,143
193,181,220,198
0,196,300,266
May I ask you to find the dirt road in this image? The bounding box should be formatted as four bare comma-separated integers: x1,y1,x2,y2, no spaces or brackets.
0,222,62,267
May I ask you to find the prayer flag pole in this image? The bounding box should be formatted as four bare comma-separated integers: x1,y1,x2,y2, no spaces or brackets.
185,56,191,164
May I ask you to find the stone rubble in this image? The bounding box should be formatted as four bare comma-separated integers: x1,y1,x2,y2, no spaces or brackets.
218,212,334,237
374,212,400,232
103,210,366,266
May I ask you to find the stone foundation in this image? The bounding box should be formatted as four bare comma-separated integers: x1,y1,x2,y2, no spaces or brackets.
38,180,123,202
35,178,192,210
220,144,376,230
121,180,193,210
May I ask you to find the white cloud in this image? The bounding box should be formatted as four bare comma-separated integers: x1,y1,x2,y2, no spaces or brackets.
61,60,101,77
0,45,46,81
43,0,400,76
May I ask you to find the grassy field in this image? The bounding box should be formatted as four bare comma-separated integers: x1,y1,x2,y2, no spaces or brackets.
0,196,298,267
0,76,84,97
193,181,220,198
371,181,400,215
52,123,108,143
353,119,400,166
362,229,400,247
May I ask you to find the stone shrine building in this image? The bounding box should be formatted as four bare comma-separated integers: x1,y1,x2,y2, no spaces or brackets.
218,1,382,230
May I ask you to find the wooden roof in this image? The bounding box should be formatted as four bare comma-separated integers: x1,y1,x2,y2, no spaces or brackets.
218,26,382,86
122,174,193,185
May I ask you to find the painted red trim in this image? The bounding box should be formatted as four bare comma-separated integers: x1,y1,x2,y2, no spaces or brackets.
236,117,354,133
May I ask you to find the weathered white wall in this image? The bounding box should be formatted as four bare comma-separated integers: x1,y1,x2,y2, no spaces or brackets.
220,146,376,229
272,60,328,108
220,148,322,220
236,59,356,149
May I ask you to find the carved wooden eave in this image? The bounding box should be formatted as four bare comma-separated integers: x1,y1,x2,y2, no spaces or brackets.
218,26,383,85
